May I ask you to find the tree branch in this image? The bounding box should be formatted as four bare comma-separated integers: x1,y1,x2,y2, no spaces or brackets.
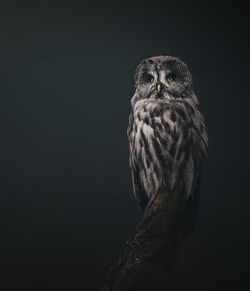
100,185,183,291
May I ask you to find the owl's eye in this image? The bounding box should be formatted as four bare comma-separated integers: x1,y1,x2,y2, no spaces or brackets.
144,74,154,84
167,76,174,83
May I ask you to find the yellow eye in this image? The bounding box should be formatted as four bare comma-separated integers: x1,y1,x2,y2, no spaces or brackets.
167,77,173,82
150,78,154,83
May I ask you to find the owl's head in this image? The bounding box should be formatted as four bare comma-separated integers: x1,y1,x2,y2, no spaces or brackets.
132,56,197,106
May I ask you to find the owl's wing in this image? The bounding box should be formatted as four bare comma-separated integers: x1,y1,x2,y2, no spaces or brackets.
179,135,207,238
179,114,208,237
130,161,149,212
127,113,149,212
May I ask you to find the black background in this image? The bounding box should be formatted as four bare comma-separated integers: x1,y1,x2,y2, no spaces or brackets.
0,0,249,290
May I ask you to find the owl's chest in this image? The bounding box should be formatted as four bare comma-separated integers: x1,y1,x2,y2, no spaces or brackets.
128,99,207,198
129,101,194,167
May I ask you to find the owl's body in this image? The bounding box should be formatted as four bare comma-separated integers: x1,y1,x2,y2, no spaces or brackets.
127,56,208,266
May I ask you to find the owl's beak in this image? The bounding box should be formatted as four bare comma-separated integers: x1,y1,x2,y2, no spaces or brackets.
157,84,161,92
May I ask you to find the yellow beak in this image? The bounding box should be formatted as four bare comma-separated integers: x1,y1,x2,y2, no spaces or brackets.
157,84,161,92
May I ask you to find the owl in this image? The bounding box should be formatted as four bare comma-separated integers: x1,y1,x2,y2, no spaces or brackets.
127,56,208,267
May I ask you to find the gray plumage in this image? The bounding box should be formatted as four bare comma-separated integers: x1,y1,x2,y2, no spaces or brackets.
127,56,208,267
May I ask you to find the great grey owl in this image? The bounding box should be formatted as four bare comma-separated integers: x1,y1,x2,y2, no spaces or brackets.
127,56,208,267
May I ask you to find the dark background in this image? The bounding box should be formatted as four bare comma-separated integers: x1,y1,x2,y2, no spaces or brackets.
0,0,249,290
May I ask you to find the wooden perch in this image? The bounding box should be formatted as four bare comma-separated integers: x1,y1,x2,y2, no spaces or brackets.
100,185,183,291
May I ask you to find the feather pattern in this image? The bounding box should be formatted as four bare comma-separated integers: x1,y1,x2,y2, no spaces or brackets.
127,56,208,241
